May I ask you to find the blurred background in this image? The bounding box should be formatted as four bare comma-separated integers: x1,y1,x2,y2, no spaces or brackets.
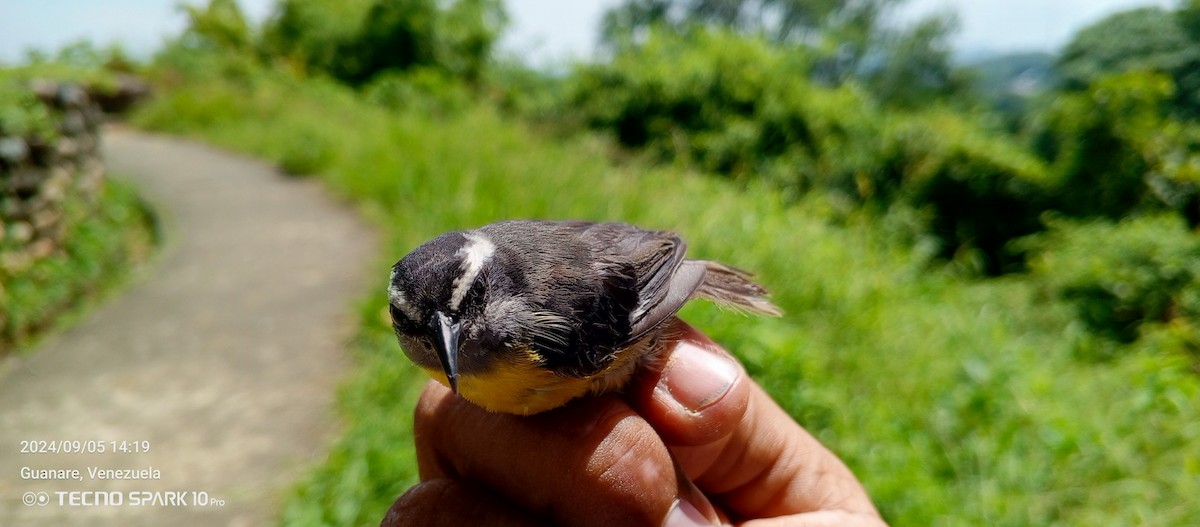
3,1,1199,525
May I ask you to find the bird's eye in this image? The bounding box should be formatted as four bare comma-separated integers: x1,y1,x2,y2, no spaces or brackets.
389,303,416,329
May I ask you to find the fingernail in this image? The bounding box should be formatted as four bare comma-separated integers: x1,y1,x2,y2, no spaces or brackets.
660,341,740,413
663,498,719,527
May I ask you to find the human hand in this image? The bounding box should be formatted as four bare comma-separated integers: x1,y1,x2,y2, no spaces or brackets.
381,322,887,526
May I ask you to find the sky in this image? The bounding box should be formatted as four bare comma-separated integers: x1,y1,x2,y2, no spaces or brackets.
0,0,1179,65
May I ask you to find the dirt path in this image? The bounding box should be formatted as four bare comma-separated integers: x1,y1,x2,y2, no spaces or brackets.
0,130,378,526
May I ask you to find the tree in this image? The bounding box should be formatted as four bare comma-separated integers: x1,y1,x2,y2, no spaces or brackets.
263,0,505,86
334,0,440,85
1058,6,1200,118
1031,71,1175,219
598,0,963,107
601,0,853,46
600,0,901,52
178,0,254,53
1175,0,1200,42
860,12,966,108
261,0,374,75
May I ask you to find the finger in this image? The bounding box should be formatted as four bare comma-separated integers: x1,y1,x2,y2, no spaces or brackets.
627,320,751,447
740,510,890,527
413,381,720,527
380,479,545,527
627,323,883,522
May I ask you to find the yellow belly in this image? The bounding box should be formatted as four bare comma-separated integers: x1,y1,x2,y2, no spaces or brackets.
419,342,648,415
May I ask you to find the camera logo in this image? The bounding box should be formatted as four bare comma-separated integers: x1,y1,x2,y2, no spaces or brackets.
22,492,50,506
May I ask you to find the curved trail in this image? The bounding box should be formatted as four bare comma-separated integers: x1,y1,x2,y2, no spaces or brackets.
0,130,377,526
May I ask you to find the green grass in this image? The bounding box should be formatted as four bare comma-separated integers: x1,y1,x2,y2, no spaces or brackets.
132,67,1200,527
1,178,159,354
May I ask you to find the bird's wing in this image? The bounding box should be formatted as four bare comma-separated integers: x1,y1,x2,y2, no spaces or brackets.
583,223,703,344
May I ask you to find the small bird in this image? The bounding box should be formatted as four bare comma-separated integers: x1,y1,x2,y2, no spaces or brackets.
388,220,780,415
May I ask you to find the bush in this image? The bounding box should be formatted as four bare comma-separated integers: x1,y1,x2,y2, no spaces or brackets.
1145,120,1200,228
884,110,1053,274
362,67,471,116
262,0,504,86
1028,71,1174,219
563,29,884,195
1028,214,1200,346
562,29,1064,274
0,79,56,139
278,127,335,176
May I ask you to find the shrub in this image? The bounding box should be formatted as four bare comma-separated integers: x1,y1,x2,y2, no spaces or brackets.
262,0,504,86
278,127,335,176
562,28,1063,274
0,79,56,140
563,28,884,196
362,68,471,116
1145,120,1200,228
1028,71,1174,219
1028,214,1200,345
884,110,1053,274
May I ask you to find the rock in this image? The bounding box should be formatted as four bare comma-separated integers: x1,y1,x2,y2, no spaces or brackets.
56,83,89,109
0,249,33,274
0,137,29,166
26,139,59,167
54,138,79,160
30,79,58,105
0,168,47,194
60,110,88,136
9,222,34,243
32,206,61,231
89,74,152,114
29,238,56,259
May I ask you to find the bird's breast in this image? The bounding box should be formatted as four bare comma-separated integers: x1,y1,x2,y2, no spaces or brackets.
419,339,652,415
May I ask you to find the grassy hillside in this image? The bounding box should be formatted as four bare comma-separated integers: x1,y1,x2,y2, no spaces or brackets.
132,67,1199,526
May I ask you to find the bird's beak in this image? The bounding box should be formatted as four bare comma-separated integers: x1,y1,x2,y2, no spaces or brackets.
434,311,462,394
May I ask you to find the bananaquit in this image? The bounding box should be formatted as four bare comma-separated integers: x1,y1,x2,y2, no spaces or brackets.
387,220,780,415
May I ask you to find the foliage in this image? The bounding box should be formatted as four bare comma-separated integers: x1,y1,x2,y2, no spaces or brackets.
1028,215,1200,361
0,78,55,139
177,0,255,54
882,110,1052,274
1057,6,1200,118
260,0,373,74
481,58,566,118
600,0,964,105
1028,70,1174,219
132,60,1200,526
1183,0,1200,42
332,0,440,85
362,67,472,116
1145,120,1200,227
0,180,158,353
261,0,505,86
562,28,1054,273
564,29,876,188
859,12,968,109
600,0,903,45
1,41,128,99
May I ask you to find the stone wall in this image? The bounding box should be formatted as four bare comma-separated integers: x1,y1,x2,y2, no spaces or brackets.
0,81,106,274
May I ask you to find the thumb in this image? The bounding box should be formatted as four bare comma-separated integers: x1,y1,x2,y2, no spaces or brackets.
627,322,883,522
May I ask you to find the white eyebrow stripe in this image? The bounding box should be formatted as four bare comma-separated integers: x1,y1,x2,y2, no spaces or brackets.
388,268,421,320
449,233,495,311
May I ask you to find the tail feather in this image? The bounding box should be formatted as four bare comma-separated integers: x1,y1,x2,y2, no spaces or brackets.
691,260,782,316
